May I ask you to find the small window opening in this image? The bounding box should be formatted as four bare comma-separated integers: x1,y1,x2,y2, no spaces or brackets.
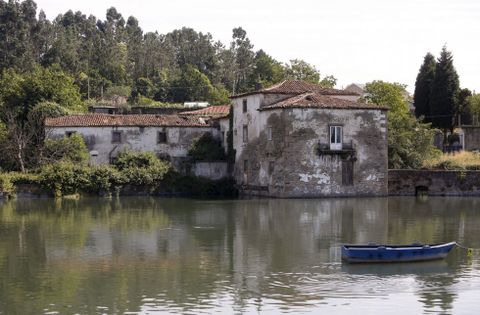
112,131,122,143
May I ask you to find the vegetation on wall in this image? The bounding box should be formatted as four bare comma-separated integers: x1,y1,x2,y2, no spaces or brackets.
188,133,225,161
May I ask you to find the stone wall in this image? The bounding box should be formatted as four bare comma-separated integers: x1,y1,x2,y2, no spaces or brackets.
388,169,480,196
232,104,388,197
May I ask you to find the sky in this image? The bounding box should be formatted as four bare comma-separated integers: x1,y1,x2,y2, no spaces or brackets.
34,0,480,93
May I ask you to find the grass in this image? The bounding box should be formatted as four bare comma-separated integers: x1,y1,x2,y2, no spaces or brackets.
422,151,480,170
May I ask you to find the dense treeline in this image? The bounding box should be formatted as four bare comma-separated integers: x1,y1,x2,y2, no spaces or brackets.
0,0,335,106
0,0,336,172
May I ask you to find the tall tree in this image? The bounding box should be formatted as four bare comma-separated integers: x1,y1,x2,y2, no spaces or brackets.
230,27,254,94
413,52,436,121
429,46,460,134
285,59,320,83
364,81,438,169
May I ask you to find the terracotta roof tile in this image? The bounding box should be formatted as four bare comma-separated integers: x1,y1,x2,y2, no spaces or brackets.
232,80,360,98
260,92,388,111
45,114,213,127
180,105,231,118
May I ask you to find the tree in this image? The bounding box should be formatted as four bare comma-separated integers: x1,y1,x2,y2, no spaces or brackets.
468,94,480,125
285,59,320,83
230,27,255,94
429,46,460,134
248,49,285,88
42,133,89,165
413,52,436,121
455,88,472,125
364,81,438,169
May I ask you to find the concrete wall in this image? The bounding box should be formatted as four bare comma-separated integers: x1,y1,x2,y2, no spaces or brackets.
193,162,229,180
459,126,480,151
47,126,220,165
231,96,388,197
388,169,480,196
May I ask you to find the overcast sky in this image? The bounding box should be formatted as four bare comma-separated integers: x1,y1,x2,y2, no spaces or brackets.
35,0,480,93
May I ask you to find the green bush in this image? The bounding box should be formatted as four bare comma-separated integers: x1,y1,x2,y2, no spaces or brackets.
39,161,90,196
9,172,40,185
188,133,225,161
85,165,121,194
112,150,162,170
112,151,170,186
0,173,14,195
42,133,89,165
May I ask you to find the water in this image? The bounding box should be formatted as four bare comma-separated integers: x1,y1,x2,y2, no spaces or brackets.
0,197,479,314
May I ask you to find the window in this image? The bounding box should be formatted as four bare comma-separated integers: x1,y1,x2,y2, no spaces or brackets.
329,125,343,150
268,161,275,174
112,131,122,143
243,125,248,143
242,99,247,113
267,126,272,141
244,159,248,172
65,131,77,137
158,131,167,144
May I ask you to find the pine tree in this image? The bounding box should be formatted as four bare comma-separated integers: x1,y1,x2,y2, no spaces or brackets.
413,52,436,121
429,46,460,134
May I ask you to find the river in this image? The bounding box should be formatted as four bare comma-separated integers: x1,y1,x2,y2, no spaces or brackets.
0,197,479,314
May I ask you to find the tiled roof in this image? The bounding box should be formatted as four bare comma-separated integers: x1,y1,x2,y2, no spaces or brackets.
180,105,231,118
45,114,213,127
232,80,360,98
260,92,388,111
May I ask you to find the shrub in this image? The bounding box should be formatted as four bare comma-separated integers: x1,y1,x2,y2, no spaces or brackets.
39,161,90,196
85,165,121,194
188,133,225,161
112,150,162,170
113,151,171,186
42,133,89,165
0,173,14,195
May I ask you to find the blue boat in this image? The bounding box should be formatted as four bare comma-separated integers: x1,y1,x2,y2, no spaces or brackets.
341,242,456,263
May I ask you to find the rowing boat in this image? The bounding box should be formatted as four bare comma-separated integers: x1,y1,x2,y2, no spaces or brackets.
341,242,456,263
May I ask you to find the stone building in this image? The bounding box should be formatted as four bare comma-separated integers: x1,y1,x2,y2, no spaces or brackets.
230,80,389,197
45,114,221,168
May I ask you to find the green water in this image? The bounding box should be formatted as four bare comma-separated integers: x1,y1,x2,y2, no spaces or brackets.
0,197,479,314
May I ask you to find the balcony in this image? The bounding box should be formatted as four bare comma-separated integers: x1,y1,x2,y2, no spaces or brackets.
317,140,356,159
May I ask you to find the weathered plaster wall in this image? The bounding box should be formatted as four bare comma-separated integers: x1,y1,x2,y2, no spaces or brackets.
217,117,230,153
47,126,220,165
232,106,388,197
193,162,229,180
460,126,480,151
388,170,480,196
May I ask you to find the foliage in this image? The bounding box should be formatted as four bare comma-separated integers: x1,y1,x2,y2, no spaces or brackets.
0,173,14,195
364,80,439,169
112,150,170,186
413,52,436,121
285,59,320,83
429,46,460,131
84,165,121,194
188,133,226,161
0,66,84,117
42,133,89,165
422,151,480,170
38,161,90,196
112,150,162,170
468,94,480,125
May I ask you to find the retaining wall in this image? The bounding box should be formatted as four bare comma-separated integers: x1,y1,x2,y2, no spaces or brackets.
388,169,480,196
